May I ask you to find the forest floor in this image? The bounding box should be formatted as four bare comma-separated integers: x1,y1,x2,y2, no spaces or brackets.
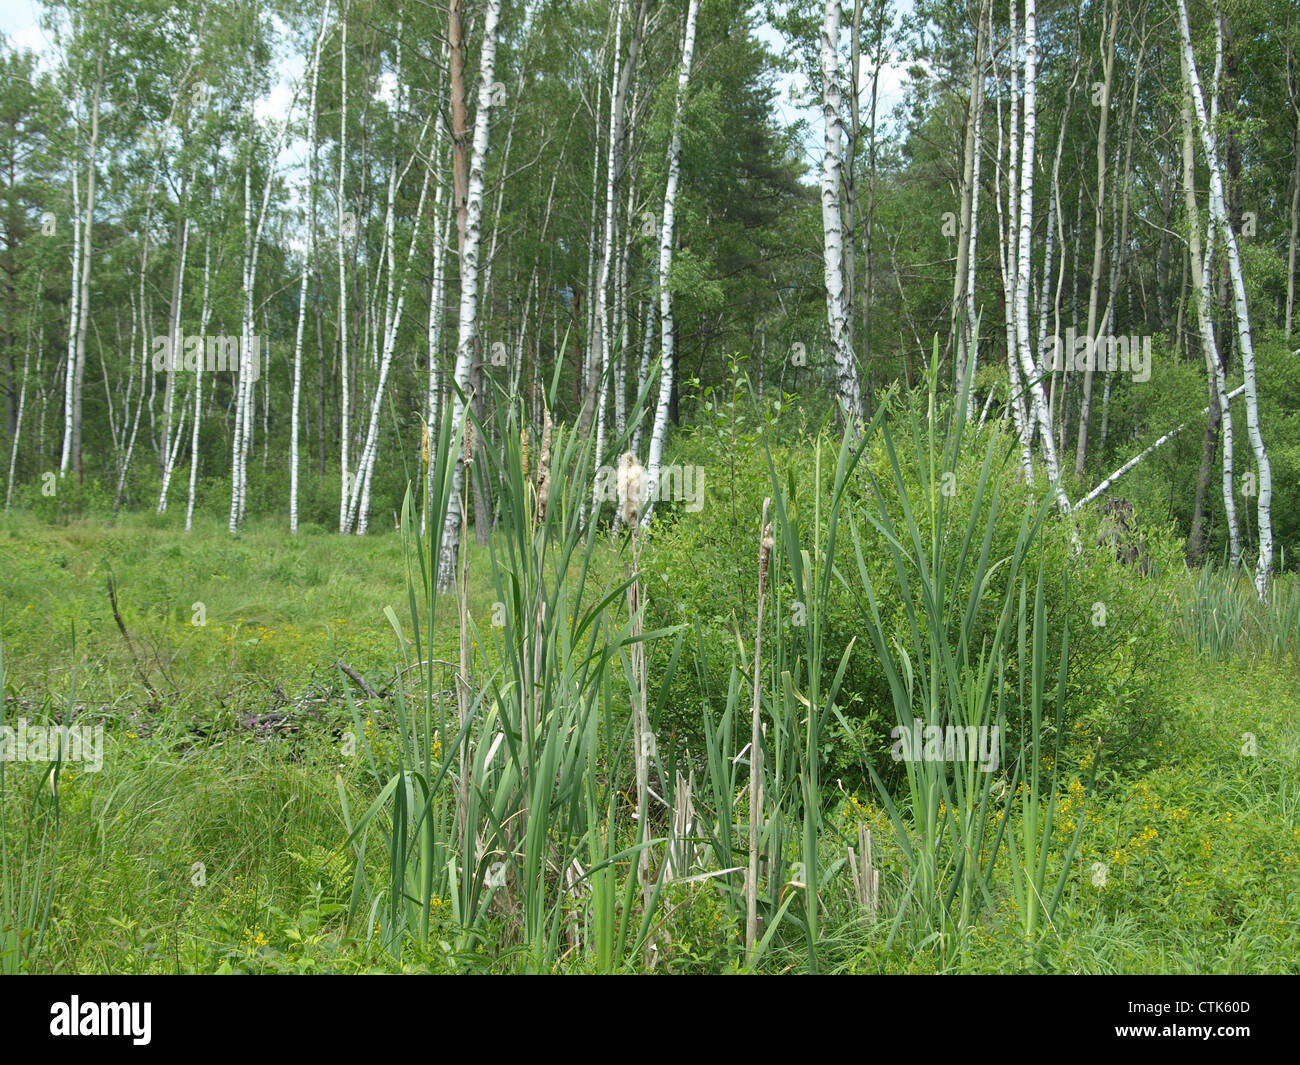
2,512,1298,973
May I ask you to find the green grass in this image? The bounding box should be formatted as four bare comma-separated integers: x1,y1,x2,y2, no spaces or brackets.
1,455,1297,972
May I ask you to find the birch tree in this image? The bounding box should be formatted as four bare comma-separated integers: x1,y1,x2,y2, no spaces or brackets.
1181,52,1240,567
644,0,701,522
1177,0,1272,597
60,46,102,483
186,229,212,532
1012,0,1069,513
337,4,351,533
438,0,505,589
818,0,864,434
952,0,989,403
1073,0,1117,475
291,0,332,533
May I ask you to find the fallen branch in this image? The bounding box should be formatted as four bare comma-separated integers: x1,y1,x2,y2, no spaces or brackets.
1075,383,1247,510
106,569,161,707
335,660,382,700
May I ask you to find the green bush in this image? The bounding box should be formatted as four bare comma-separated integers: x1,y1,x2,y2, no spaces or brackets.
644,395,1182,790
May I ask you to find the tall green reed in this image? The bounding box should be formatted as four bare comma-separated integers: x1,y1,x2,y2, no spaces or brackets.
843,344,1087,957
0,642,64,974
340,363,680,970
1179,564,1300,668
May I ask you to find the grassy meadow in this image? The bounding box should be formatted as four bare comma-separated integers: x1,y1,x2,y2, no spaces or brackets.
2,386,1298,975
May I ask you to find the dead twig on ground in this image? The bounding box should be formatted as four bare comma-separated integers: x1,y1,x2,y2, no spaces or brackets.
106,568,161,708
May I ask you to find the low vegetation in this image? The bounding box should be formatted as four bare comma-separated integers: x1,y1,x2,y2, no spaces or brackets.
3,378,1296,974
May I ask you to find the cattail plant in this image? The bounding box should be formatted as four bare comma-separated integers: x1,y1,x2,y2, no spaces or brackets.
618,451,653,906
849,340,1088,954
665,770,696,881
340,367,681,970
746,498,772,958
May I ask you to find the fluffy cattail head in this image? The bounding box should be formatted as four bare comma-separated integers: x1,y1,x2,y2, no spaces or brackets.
521,427,530,483
537,409,553,522
617,452,649,526
421,419,431,467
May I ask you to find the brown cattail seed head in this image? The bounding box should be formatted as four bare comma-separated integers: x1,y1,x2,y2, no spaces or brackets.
421,420,431,467
463,419,476,471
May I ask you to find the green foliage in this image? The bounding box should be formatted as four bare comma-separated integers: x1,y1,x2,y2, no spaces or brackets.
647,384,1182,789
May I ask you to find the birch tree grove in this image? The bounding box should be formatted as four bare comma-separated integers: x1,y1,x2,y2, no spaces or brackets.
10,0,1300,983
0,0,1293,598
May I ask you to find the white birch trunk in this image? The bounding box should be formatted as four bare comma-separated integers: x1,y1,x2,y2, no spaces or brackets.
1177,0,1272,597
438,0,505,589
5,291,35,511
230,158,253,531
644,0,701,523
157,212,189,512
352,141,432,534
64,58,100,482
1181,74,1240,566
991,12,1033,483
965,49,984,417
818,0,864,434
186,232,212,532
337,8,351,533
425,188,451,536
1013,0,1069,512
59,163,81,477
589,0,626,522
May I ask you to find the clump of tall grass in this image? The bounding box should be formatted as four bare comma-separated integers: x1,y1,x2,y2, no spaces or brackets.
1178,564,1300,668
340,370,685,971
0,642,64,974
846,350,1089,958
687,344,1090,968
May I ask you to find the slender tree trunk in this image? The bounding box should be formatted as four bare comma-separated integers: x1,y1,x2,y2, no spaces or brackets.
159,187,189,478
1178,0,1270,594
1013,0,1069,513
59,161,81,479
1074,0,1117,475
291,0,331,533
644,0,701,521
818,0,865,435
992,7,1033,483
1287,105,1300,339
952,1,988,398
5,284,35,511
337,6,351,533
65,54,101,483
186,232,212,532
438,0,505,589
156,201,189,511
